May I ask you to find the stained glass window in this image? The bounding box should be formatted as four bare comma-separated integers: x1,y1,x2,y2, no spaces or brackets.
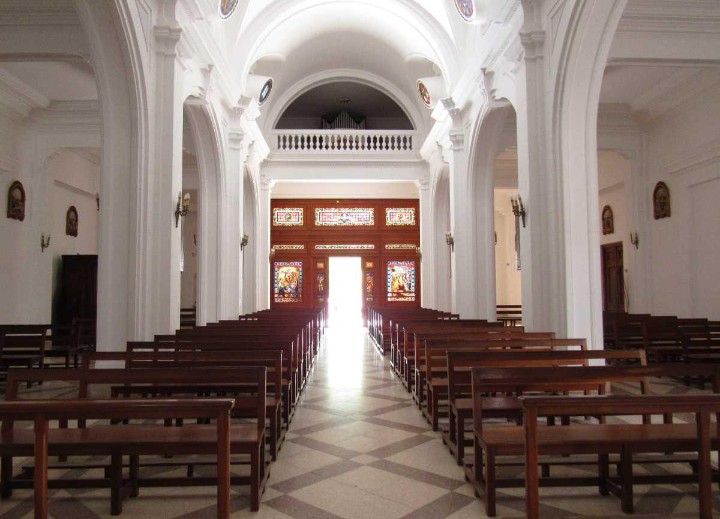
219,0,239,18
315,244,375,250
417,81,431,107
386,208,416,226
274,262,303,303
315,208,374,226
454,0,474,21
273,208,303,226
387,260,416,302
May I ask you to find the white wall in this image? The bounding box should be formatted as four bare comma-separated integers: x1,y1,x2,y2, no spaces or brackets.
643,83,720,320
598,150,631,249
48,150,100,319
272,181,419,199
494,189,522,305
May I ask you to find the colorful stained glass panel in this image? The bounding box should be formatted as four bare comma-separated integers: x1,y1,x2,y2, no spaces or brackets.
454,0,474,21
315,208,374,226
273,208,303,226
274,261,303,303
386,208,416,226
387,260,416,302
219,0,239,18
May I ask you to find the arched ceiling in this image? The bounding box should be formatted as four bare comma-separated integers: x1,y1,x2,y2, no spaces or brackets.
231,0,459,136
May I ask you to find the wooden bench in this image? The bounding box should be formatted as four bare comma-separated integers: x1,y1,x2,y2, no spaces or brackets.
3,367,268,512
468,363,720,516
420,337,576,430
0,398,235,519
444,349,646,465
82,350,286,460
0,327,49,387
496,305,522,326
522,393,720,519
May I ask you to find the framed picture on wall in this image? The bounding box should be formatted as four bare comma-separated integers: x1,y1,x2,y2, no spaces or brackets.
6,180,25,221
653,182,671,219
602,205,614,235
66,206,79,237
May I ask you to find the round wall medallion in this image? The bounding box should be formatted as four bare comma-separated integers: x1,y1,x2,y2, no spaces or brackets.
417,81,431,107
258,78,273,106
454,0,475,21
219,0,239,19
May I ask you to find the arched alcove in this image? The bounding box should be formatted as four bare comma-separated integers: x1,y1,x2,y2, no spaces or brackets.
276,81,413,130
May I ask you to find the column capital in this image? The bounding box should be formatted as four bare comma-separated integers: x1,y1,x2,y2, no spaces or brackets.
519,30,545,61
228,128,246,150
448,130,465,152
154,25,182,56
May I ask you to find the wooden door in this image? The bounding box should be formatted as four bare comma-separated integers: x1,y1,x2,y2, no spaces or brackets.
601,242,624,313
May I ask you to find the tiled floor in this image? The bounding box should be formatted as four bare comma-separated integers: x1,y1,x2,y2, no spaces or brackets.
0,326,717,518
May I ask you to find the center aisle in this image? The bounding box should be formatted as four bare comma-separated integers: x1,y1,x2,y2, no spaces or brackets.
258,325,486,519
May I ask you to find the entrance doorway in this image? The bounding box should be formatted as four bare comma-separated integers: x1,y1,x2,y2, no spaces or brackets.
328,256,362,328
601,242,625,313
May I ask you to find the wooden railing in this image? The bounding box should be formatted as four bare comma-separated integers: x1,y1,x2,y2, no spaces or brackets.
271,130,416,153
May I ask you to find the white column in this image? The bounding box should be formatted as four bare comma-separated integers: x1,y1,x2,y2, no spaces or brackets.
257,175,273,310
446,130,480,318
515,27,566,335
224,127,247,318
146,18,184,334
418,175,436,309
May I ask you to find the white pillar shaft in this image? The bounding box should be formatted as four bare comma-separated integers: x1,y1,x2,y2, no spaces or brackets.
447,136,480,318
148,27,184,334
419,180,436,309
258,182,272,310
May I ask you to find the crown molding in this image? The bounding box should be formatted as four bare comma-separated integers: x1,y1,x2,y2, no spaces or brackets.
0,68,49,119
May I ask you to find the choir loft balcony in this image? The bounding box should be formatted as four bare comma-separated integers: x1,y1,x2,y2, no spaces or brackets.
269,129,419,159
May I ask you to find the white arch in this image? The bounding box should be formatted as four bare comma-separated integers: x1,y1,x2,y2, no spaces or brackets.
264,69,427,135
232,0,459,90
75,0,146,348
184,99,225,326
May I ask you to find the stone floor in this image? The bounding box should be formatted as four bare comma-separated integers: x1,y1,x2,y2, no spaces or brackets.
0,325,717,518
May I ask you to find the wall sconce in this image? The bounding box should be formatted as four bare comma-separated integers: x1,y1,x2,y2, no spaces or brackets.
630,232,639,249
416,246,422,262
174,192,191,228
95,193,100,211
511,195,526,228
445,232,454,252
240,233,249,252
41,234,51,252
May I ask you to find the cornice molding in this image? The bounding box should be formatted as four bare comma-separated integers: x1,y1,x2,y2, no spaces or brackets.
27,100,101,130
0,68,49,119
668,138,720,177
617,0,720,35
597,104,642,134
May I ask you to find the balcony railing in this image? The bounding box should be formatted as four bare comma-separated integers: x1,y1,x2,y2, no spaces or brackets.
271,130,417,154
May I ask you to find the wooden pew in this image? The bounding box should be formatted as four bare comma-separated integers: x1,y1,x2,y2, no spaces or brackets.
468,363,720,517
129,338,298,425
415,338,564,431
3,367,268,512
0,398,235,519
82,350,286,460
496,304,522,326
522,394,720,519
412,332,552,407
444,349,646,465
0,326,49,386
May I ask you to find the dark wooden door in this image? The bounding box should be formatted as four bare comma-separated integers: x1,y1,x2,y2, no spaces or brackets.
54,255,98,325
601,243,624,313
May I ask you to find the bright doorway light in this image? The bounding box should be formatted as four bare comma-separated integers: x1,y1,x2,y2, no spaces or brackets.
328,256,362,328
